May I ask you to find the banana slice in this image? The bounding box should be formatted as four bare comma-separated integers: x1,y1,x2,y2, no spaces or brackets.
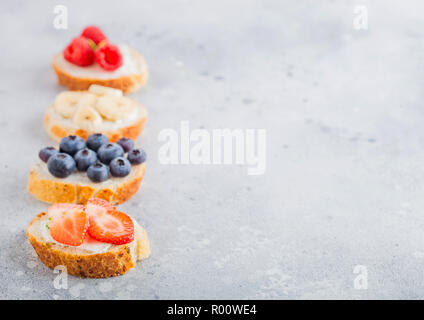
89,85,123,98
95,96,137,121
73,105,103,131
54,92,97,119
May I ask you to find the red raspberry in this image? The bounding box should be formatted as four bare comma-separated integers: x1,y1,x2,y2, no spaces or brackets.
81,26,107,45
95,43,123,71
63,37,94,66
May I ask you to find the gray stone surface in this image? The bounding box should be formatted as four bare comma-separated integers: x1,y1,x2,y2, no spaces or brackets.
1,0,424,299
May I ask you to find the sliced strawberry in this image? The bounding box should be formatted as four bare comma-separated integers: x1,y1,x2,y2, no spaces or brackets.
63,37,94,66
86,200,134,245
94,43,123,71
48,204,89,246
81,26,107,45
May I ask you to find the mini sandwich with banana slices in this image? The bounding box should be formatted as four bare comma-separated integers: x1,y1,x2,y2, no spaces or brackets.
52,26,148,94
44,85,147,142
28,133,147,205
27,198,151,278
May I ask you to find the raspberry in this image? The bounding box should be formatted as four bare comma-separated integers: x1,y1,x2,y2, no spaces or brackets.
94,43,123,71
63,37,94,66
81,26,107,45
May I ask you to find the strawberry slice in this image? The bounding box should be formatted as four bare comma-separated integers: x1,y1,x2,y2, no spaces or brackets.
86,198,134,245
48,204,89,246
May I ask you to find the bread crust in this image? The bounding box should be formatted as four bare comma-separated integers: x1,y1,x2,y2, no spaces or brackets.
27,212,149,278
52,49,148,94
27,163,146,205
43,109,147,143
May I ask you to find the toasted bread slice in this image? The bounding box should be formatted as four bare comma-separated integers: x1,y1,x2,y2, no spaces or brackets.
28,162,145,205
43,103,147,143
52,46,148,94
27,212,150,278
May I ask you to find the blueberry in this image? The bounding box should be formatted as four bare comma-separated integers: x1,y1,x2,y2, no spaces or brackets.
109,157,131,177
127,148,146,165
117,137,134,153
59,135,86,156
47,153,76,178
39,147,58,163
87,162,109,182
86,133,109,152
74,148,97,171
97,143,124,165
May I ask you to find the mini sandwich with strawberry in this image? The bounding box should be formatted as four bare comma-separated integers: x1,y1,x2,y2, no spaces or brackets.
27,198,150,278
52,26,148,94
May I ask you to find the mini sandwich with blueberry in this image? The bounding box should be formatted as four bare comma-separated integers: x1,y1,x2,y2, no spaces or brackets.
27,198,150,278
52,26,148,94
44,84,147,142
28,133,147,205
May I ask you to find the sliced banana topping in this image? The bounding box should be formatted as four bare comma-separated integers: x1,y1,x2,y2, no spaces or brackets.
54,92,98,119
89,84,123,98
95,96,137,121
73,105,103,131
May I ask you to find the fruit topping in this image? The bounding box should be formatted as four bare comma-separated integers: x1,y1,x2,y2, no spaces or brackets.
74,148,97,171
39,147,58,163
63,37,94,66
73,105,103,131
59,135,86,156
81,26,107,45
47,153,76,178
48,203,89,246
94,43,123,71
88,84,123,97
97,143,124,165
54,91,98,119
117,137,134,153
109,157,131,177
86,198,134,245
86,133,109,152
87,162,109,182
95,95,137,121
127,148,147,165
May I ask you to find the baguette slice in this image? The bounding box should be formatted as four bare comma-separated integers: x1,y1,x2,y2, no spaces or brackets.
27,212,150,278
43,103,147,143
52,46,148,94
28,162,145,205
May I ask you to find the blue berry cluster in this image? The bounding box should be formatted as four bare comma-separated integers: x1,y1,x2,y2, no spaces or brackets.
39,133,147,182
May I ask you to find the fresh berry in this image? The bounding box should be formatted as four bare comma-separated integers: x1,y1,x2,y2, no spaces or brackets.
59,135,86,156
39,147,58,163
94,43,123,71
74,148,97,171
81,26,107,45
86,133,109,152
86,200,134,245
117,137,134,153
86,197,115,214
109,157,131,177
97,143,124,164
47,153,76,178
48,203,89,246
63,37,94,66
87,162,109,182
127,148,146,165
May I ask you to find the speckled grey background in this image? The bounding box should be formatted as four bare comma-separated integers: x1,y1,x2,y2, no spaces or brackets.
1,0,424,299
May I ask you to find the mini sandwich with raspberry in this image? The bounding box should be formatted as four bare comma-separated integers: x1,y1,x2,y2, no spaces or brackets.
27,199,151,278
52,26,148,94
